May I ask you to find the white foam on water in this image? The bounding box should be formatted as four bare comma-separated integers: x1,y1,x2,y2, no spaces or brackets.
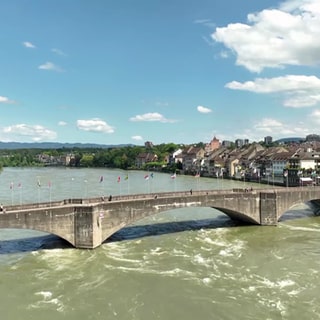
35,291,53,299
272,252,284,260
288,289,303,296
193,253,206,265
219,248,233,257
77,273,110,292
103,244,145,265
30,291,65,312
218,239,246,258
150,247,167,256
281,224,320,233
257,296,288,317
202,277,211,285
110,264,196,280
257,276,295,289
107,254,143,264
277,279,296,289
172,248,189,258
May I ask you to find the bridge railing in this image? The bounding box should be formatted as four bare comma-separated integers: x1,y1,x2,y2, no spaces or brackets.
4,186,296,213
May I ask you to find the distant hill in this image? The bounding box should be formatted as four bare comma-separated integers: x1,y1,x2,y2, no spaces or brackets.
0,141,134,150
274,137,304,144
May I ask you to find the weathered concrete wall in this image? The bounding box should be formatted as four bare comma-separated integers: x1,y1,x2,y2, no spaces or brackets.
73,206,103,249
260,192,277,225
0,205,75,245
205,192,261,224
97,192,262,244
275,188,320,220
2,187,320,249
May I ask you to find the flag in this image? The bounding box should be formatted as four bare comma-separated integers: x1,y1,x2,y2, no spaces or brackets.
144,174,149,180
124,174,128,180
284,170,288,177
99,175,104,183
117,176,121,183
171,173,176,179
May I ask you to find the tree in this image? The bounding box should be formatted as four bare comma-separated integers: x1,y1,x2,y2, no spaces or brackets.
80,154,94,167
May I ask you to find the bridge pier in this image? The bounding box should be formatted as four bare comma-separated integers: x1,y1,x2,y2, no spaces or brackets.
74,206,102,249
260,192,278,225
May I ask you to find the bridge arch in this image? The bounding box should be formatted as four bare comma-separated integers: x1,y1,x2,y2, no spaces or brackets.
98,192,262,244
2,187,320,249
101,205,262,243
0,205,77,247
0,226,74,249
274,188,320,221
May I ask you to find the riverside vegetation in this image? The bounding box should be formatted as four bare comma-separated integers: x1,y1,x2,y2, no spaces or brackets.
0,143,190,172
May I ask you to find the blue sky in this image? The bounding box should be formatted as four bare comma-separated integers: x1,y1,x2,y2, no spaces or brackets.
1,0,320,145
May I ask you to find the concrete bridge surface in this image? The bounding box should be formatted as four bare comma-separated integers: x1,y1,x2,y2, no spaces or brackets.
1,187,320,249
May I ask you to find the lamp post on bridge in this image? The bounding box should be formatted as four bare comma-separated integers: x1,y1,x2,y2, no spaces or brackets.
284,170,288,188
36,177,42,206
70,177,74,199
84,179,88,198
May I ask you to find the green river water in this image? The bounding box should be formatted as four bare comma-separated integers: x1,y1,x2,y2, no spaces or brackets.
0,167,319,320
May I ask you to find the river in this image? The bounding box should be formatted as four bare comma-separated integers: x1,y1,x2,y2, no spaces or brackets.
0,167,320,319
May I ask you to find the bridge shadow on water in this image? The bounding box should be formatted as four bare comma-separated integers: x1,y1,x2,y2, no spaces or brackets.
0,234,72,255
106,216,243,243
0,216,246,254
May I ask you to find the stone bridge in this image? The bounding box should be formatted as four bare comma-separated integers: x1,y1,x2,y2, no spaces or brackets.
1,187,320,249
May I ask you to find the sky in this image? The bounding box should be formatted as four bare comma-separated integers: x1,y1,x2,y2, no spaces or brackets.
1,0,320,146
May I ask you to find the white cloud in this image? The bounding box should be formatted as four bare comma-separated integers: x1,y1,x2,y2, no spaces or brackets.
51,48,66,56
155,101,169,107
212,0,320,72
130,112,176,123
58,121,67,126
252,117,309,138
131,135,143,141
23,41,36,48
0,96,14,104
2,124,57,141
216,116,309,142
197,105,212,114
254,118,283,133
76,118,114,133
226,75,320,107
194,18,216,28
309,109,320,124
38,62,64,72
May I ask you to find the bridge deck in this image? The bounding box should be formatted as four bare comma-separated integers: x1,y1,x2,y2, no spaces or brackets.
1,186,320,249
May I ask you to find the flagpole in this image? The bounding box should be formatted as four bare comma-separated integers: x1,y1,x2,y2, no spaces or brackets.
48,181,52,206
70,177,74,199
84,179,88,198
117,176,121,195
10,182,14,205
37,178,41,206
170,172,176,192
127,175,129,194
99,175,104,197
19,184,22,205
125,173,129,195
